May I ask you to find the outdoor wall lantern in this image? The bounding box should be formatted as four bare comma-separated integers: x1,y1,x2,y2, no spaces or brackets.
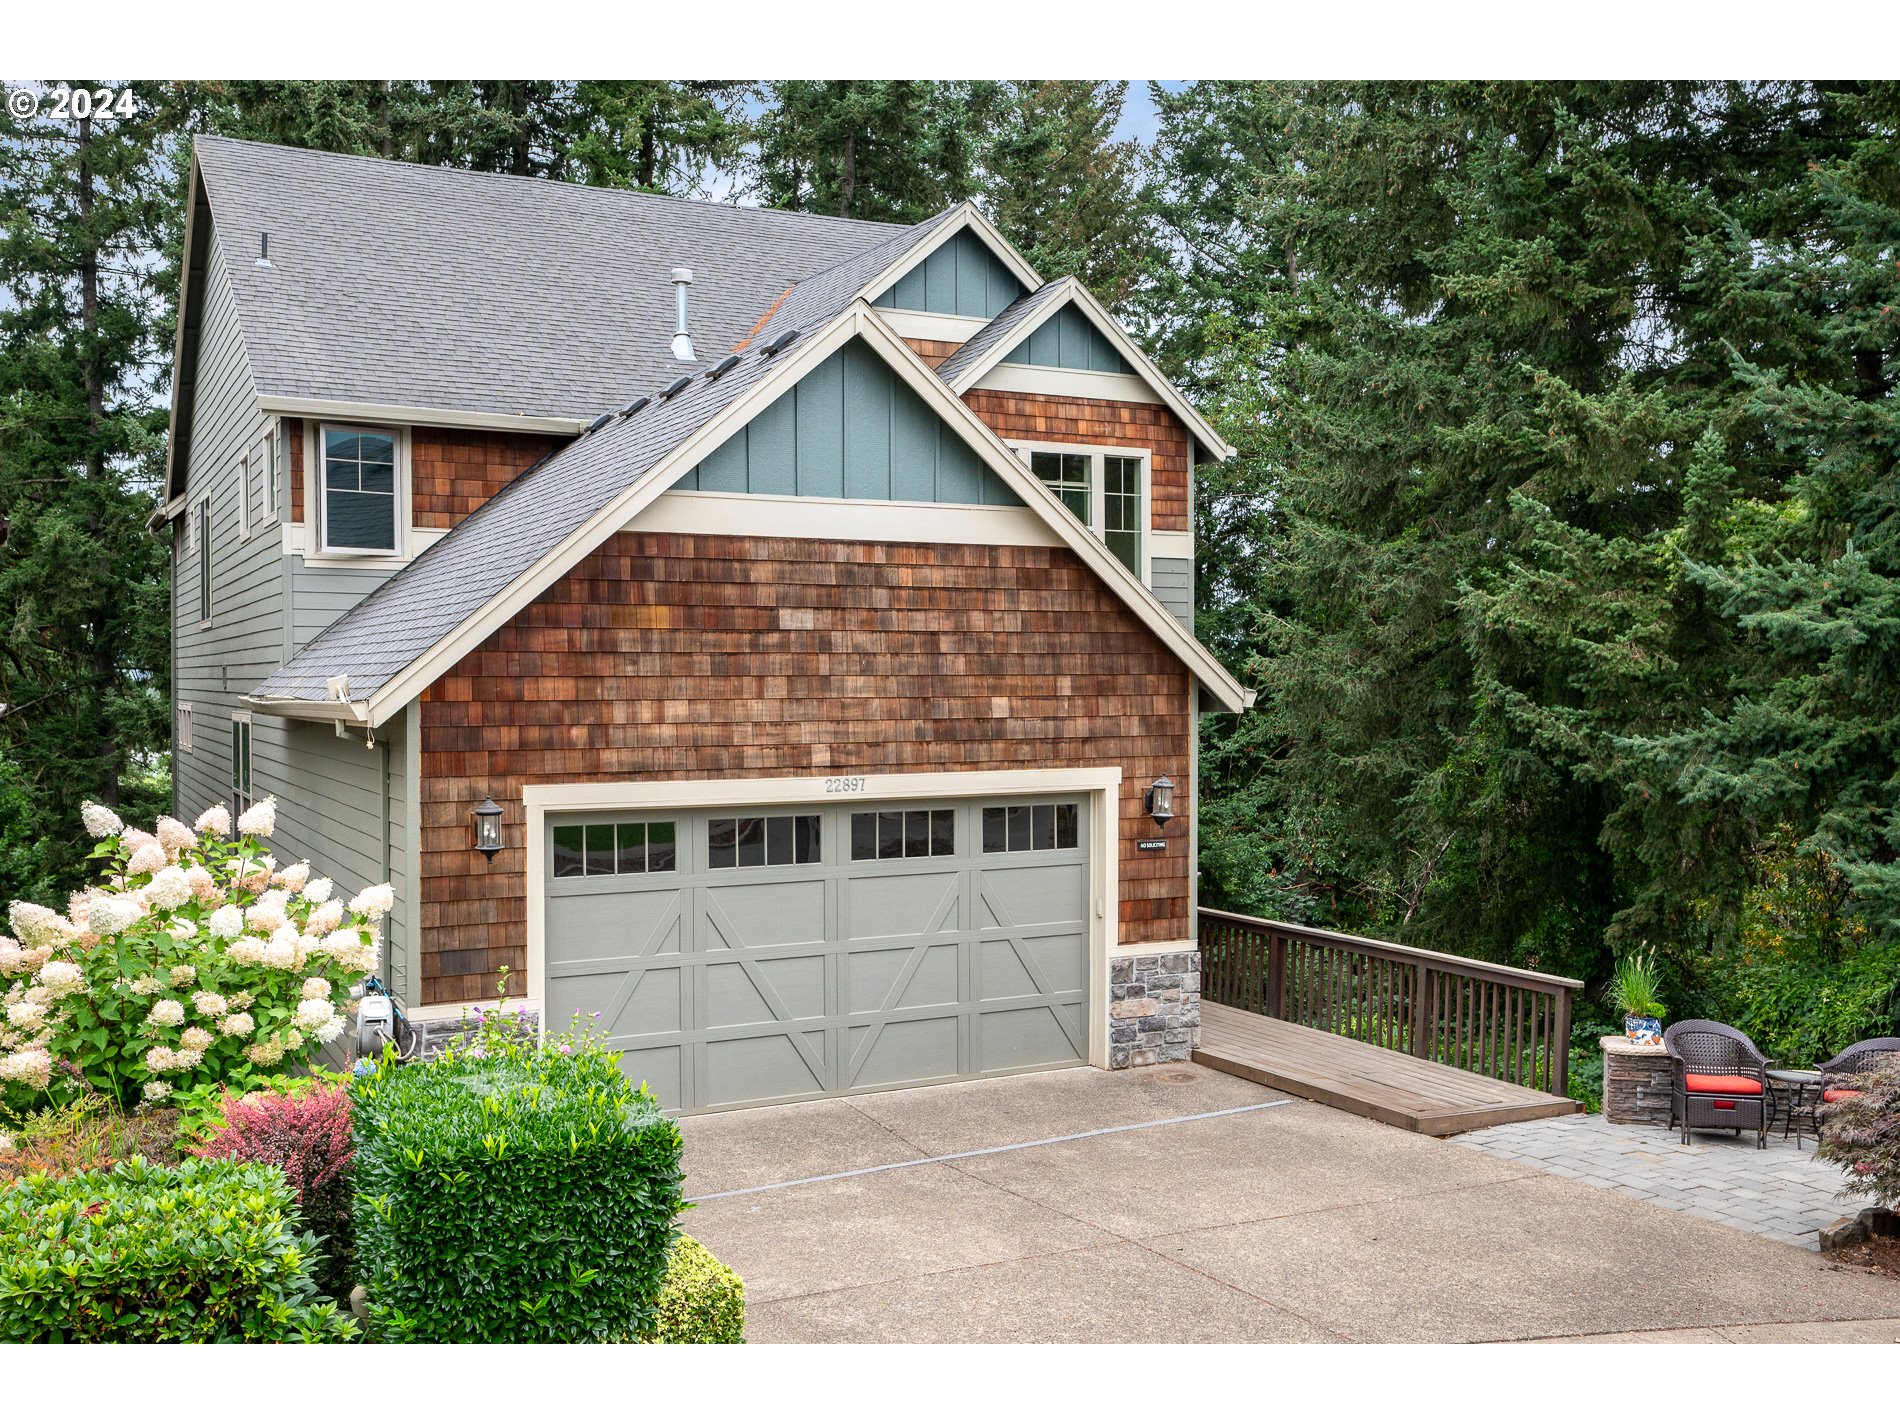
1146,776,1176,830
472,797,505,860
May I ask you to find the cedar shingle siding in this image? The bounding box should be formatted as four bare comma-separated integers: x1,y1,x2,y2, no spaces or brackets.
961,389,1192,532
416,532,1191,1005
412,427,561,529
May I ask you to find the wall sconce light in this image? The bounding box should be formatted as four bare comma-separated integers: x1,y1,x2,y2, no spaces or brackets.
472,797,504,860
1146,776,1176,830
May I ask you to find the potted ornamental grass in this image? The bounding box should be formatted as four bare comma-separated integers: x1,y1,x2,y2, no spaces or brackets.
1608,951,1666,1046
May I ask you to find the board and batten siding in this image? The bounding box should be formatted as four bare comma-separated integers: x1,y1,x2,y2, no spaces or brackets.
1003,302,1134,375
169,224,414,997
676,339,1020,506
872,229,1025,318
415,533,1194,1007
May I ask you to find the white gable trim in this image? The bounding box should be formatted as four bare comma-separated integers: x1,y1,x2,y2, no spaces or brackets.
861,202,1044,307
257,394,588,437
944,277,1237,463
350,301,1250,727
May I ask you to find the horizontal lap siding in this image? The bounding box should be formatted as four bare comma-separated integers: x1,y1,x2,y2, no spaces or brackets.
416,533,1191,1005
962,388,1192,532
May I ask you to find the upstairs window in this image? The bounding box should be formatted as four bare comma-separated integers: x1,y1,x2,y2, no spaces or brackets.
196,498,211,623
230,714,253,817
320,425,399,554
1024,446,1146,578
267,420,285,521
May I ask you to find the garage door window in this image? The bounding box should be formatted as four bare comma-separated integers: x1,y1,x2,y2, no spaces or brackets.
709,814,820,869
982,802,1080,853
552,820,677,878
851,808,955,861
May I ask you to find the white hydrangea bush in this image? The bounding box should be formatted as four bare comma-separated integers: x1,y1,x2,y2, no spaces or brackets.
0,797,393,1110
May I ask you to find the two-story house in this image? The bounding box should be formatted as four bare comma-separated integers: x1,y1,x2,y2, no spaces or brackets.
157,136,1250,1114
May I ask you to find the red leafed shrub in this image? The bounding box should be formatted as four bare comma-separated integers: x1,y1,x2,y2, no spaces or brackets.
1818,1059,1900,1212
197,1082,355,1299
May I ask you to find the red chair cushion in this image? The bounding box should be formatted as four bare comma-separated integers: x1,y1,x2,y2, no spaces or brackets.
1683,1073,1762,1095
1822,1088,1862,1103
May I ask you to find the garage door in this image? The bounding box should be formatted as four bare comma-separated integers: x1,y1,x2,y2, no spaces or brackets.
544,795,1091,1113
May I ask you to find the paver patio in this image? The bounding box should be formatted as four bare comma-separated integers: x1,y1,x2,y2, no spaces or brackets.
677,1064,1900,1343
1453,1112,1854,1251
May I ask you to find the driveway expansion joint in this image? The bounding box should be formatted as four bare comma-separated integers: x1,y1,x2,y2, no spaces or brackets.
686,1098,1295,1203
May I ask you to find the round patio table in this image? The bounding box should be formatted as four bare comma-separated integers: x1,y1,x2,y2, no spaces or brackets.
1767,1069,1823,1146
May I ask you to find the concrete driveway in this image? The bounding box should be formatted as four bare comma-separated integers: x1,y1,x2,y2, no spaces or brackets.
678,1064,1900,1343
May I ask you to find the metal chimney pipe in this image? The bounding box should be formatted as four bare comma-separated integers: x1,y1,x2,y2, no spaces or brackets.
671,268,695,362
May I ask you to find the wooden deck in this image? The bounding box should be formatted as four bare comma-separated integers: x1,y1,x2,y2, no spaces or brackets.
1194,1002,1581,1136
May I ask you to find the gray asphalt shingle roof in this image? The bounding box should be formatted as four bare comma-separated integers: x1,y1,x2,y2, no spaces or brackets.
934,280,1072,388
196,136,910,421
248,209,956,706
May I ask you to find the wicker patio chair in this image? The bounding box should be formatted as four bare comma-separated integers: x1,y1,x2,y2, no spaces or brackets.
1663,1020,1770,1148
1816,1036,1900,1108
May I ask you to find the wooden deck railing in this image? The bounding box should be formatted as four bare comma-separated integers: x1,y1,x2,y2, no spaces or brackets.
1197,910,1583,1096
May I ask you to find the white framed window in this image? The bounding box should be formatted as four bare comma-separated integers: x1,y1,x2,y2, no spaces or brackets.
318,424,402,555
266,419,284,523
177,702,192,753
1017,443,1149,580
236,451,251,541
230,713,253,817
196,497,212,625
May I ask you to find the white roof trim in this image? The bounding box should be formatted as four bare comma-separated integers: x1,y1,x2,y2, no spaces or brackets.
944,277,1237,463
242,695,370,725
347,300,1248,727
257,394,589,437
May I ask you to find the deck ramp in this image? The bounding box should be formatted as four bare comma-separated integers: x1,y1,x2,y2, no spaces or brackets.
1194,1001,1580,1136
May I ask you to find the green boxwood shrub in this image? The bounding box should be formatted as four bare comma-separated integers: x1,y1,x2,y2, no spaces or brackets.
349,1027,685,1343
0,1156,356,1342
640,1234,746,1344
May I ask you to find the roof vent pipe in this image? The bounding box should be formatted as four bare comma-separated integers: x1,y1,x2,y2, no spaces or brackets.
671,268,695,362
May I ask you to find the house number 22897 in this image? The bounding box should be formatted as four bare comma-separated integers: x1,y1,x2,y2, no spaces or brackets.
823,777,868,794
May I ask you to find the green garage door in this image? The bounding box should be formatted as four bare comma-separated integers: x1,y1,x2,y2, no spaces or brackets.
544,796,1091,1114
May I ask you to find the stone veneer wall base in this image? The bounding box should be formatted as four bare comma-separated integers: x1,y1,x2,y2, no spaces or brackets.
1108,949,1201,1069
1601,1035,1673,1127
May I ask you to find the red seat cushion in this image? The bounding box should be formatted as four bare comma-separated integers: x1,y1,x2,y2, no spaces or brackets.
1684,1073,1762,1095
1822,1088,1861,1103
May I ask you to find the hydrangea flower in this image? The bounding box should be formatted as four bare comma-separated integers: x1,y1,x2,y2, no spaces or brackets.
179,1026,213,1052
273,862,312,892
167,963,198,988
303,878,334,906
306,901,345,936
207,905,244,939
9,902,76,950
81,802,124,838
245,900,287,934
145,866,192,911
85,896,144,938
194,804,232,837
146,999,185,1027
155,816,196,852
293,997,335,1032
348,884,395,920
220,1011,255,1036
5,1001,45,1030
126,841,168,877
0,1048,53,1090
144,1045,177,1072
143,1079,172,1101
237,797,277,838
38,961,82,994
301,977,332,1002
191,990,228,1017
